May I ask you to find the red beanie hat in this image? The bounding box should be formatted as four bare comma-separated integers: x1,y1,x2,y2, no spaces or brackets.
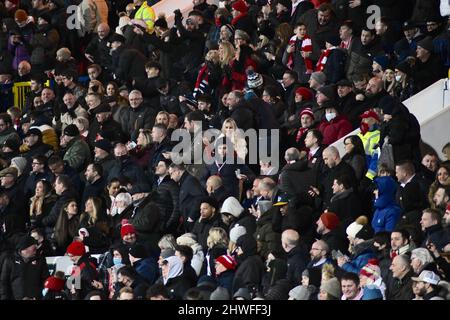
300,107,314,120
232,0,248,13
66,241,85,256
360,110,380,122
44,276,65,291
121,223,136,238
320,212,340,230
359,259,381,281
295,87,313,101
216,254,237,270
14,9,28,23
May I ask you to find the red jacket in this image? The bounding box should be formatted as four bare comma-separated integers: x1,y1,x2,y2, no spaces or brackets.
318,115,353,145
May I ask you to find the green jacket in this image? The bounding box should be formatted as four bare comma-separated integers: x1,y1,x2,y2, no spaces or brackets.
63,137,91,172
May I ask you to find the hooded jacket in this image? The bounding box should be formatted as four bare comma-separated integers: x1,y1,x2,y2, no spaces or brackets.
232,234,265,293
372,176,402,233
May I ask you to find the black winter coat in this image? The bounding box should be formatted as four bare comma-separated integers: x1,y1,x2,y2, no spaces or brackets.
178,171,207,231
286,245,310,286
0,252,49,300
279,160,315,205
192,213,227,252
154,175,180,232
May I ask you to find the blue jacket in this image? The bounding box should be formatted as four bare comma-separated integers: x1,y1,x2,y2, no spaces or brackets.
372,176,402,233
134,257,159,285
342,242,376,274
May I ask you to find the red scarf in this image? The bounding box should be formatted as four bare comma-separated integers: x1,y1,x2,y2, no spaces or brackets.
295,127,309,143
287,35,313,73
194,63,209,97
316,47,334,72
231,12,247,26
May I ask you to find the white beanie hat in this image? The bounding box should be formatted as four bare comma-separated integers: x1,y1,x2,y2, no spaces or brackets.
10,157,27,176
346,221,363,238
229,225,246,243
221,197,244,218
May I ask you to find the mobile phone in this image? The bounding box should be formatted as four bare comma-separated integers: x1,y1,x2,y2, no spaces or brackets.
235,169,241,177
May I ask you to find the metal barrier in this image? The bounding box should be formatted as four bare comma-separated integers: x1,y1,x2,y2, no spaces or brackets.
12,80,51,111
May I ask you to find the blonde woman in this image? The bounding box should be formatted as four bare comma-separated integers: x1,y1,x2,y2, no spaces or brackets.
155,111,170,127
219,118,247,161
382,68,399,96
129,129,153,168
80,197,105,228
74,117,89,139
88,80,106,95
205,227,229,277
219,40,235,68
79,196,110,253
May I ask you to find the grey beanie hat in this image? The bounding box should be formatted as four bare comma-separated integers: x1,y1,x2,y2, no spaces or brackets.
257,200,272,215
210,287,230,300
320,277,341,299
229,225,247,243
289,285,313,300
310,71,326,85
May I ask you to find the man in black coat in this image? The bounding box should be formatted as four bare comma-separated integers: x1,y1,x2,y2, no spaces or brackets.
153,159,180,234
0,191,26,241
22,128,53,170
232,234,265,294
290,0,314,26
226,90,255,131
414,36,447,92
93,139,116,174
316,212,348,254
107,143,149,185
395,160,428,214
148,124,172,178
0,235,49,300
312,146,357,210
386,254,414,300
206,175,232,207
81,163,106,211
279,148,315,205
0,167,26,218
169,163,207,233
128,185,162,255
281,229,310,286
191,197,227,251
87,103,125,147
85,23,113,73
328,174,362,225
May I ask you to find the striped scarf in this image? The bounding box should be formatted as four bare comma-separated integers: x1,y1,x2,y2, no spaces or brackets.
287,35,313,73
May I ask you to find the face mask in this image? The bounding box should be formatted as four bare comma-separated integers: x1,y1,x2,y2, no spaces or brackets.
395,75,402,82
215,17,222,27
360,122,369,135
325,112,336,122
113,257,122,266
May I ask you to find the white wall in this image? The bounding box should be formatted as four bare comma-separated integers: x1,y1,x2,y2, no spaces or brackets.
332,78,450,159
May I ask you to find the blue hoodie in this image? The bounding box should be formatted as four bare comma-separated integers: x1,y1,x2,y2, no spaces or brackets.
371,176,402,233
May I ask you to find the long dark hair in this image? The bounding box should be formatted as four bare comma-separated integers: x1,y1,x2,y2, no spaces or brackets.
343,135,365,158
54,199,79,249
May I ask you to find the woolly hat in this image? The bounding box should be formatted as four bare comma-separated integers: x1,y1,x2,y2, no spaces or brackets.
3,138,20,152
325,34,341,47
63,124,79,137
395,60,412,76
373,55,390,71
216,255,237,270
121,223,136,238
94,139,112,153
310,72,326,86
300,107,314,120
289,285,313,300
10,157,27,176
229,225,247,243
336,79,352,87
320,212,340,231
360,258,381,281
360,110,380,122
247,70,264,89
130,184,151,195
110,33,126,43
66,241,85,256
26,127,42,137
38,11,52,24
221,197,244,218
317,85,336,101
320,277,341,299
14,9,28,23
232,0,248,13
16,235,37,251
379,95,396,115
44,275,65,291
210,286,230,300
277,0,292,10
362,285,383,300
160,249,175,259
200,196,220,211
264,280,291,300
346,216,369,239
129,243,148,259
257,200,272,215
295,87,313,101
93,103,111,114
417,36,434,53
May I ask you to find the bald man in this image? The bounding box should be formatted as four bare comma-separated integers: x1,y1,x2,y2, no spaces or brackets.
85,22,113,71
310,146,357,209
282,229,309,286
206,175,231,206
16,60,32,81
308,239,331,268
386,255,414,300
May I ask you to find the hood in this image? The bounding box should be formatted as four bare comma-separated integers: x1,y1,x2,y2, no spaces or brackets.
236,234,257,262
221,197,244,218
163,255,184,285
374,176,398,209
